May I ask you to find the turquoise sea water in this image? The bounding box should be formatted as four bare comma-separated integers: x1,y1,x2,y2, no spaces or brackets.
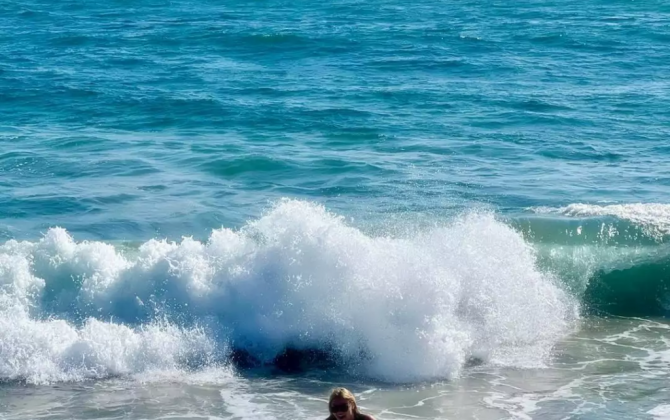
1,1,670,419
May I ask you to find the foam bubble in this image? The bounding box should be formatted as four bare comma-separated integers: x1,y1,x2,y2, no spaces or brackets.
0,199,578,383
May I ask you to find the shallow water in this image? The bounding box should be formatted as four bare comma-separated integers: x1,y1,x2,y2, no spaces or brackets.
2,318,668,419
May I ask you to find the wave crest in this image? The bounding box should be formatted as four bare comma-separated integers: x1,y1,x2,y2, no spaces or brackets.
0,200,577,383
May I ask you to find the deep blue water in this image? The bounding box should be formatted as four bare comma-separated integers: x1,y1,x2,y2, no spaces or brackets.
1,0,669,240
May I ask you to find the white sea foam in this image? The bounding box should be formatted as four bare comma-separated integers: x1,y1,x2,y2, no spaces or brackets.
649,405,670,420
530,203,670,236
0,199,577,384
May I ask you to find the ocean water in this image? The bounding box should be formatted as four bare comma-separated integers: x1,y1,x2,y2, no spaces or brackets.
1,0,670,418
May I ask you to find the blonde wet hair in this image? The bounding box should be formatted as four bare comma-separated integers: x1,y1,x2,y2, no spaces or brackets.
329,387,360,415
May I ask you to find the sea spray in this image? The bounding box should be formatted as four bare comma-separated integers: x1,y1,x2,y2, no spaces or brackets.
0,200,577,383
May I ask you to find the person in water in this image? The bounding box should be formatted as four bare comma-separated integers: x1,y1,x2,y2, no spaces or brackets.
326,387,376,420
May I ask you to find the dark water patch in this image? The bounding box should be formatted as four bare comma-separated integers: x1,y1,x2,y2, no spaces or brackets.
58,85,101,98
88,193,138,206
106,56,156,67
271,348,335,373
200,156,296,179
0,153,86,179
302,107,376,122
584,257,670,317
189,143,245,156
81,158,161,178
222,86,303,98
49,34,98,48
242,33,308,46
308,158,394,178
538,147,623,162
321,131,386,147
226,32,344,56
15,8,53,20
520,32,626,53
137,185,167,192
499,99,575,113
104,95,231,130
465,110,592,130
229,347,337,373
0,195,92,218
48,136,109,152
367,57,468,71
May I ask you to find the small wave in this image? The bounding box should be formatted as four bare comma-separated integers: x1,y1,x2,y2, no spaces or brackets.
530,203,670,238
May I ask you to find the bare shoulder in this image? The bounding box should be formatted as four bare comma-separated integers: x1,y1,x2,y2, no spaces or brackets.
358,415,376,420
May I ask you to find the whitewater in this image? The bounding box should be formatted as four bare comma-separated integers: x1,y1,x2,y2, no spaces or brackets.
2,200,670,418
1,200,575,384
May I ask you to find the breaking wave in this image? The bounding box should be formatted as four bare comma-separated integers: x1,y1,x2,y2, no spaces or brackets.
0,200,576,384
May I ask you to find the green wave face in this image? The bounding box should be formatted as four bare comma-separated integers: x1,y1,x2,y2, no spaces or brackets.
515,211,670,317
